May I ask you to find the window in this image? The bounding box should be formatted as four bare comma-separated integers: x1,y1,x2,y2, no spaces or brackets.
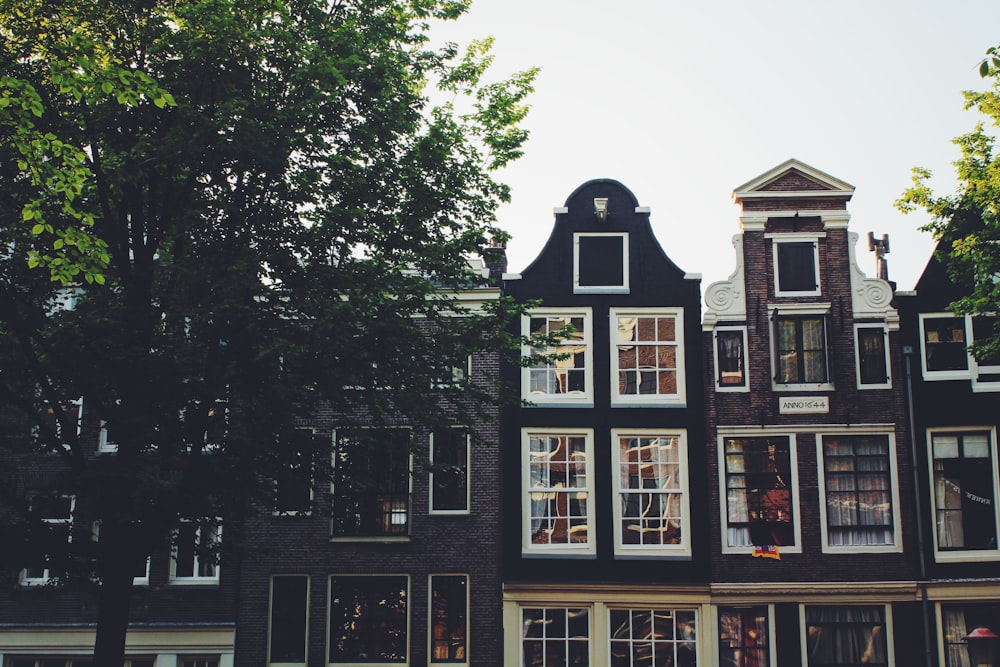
930,429,1000,559
574,232,628,293
722,436,798,552
329,575,407,664
430,429,469,514
269,575,309,666
331,429,410,538
613,431,690,556
921,313,1000,384
430,575,468,664
523,430,595,554
521,608,589,667
170,520,221,583
940,603,1000,667
523,310,592,404
20,495,74,585
98,420,118,453
34,398,82,450
609,608,697,667
819,435,898,550
803,606,888,666
922,315,970,374
275,430,315,515
90,521,149,585
719,606,770,667
180,659,219,667
611,309,685,404
856,326,890,387
773,238,820,295
715,328,748,390
774,314,829,386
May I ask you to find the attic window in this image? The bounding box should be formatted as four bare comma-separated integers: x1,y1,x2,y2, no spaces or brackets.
771,236,821,296
574,232,628,293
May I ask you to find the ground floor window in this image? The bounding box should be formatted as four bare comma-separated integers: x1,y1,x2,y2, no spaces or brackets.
941,603,1000,667
804,606,887,666
430,574,468,663
521,607,590,667
719,606,769,667
329,575,408,664
609,609,697,667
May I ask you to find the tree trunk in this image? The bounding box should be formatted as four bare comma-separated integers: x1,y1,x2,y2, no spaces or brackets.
92,520,135,667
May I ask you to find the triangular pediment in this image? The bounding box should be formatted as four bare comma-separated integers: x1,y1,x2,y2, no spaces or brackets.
734,159,855,202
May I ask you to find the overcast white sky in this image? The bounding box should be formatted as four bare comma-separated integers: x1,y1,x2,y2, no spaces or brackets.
431,0,1000,293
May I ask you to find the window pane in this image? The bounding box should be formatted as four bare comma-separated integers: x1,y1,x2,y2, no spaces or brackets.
616,314,681,399
858,328,888,385
933,432,997,550
528,435,590,547
329,576,407,663
431,575,467,663
776,317,828,384
805,606,887,666
577,235,625,287
717,330,746,387
925,317,970,371
269,575,308,663
332,430,410,537
618,436,684,547
823,436,894,546
777,242,816,292
529,315,588,397
522,608,590,667
432,430,469,512
724,438,794,547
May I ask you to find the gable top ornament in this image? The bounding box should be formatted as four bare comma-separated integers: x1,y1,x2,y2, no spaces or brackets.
733,158,855,204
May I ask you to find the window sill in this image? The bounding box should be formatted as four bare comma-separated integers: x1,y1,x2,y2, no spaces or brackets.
772,383,834,392
934,550,1000,563
329,536,411,544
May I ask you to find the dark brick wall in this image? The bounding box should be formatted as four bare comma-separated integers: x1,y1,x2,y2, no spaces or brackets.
234,348,503,667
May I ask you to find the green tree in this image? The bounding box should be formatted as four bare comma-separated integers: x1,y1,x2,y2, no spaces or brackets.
0,1,537,665
897,50,1000,362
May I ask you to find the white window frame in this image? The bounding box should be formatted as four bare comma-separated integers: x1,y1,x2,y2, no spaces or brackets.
429,428,471,515
610,308,687,406
718,430,803,555
19,495,75,586
428,574,470,666
98,419,117,453
770,304,834,391
521,308,593,406
611,429,691,558
927,426,1000,562
521,428,596,556
33,397,83,451
817,431,902,554
267,574,310,667
169,520,221,584
855,324,892,389
920,312,1000,390
920,312,973,381
327,574,410,667
573,232,629,294
799,604,894,667
769,233,823,297
714,325,749,392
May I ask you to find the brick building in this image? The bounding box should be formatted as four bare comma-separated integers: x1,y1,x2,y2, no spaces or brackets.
702,160,921,666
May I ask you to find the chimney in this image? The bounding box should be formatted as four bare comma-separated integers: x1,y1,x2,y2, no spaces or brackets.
481,236,508,284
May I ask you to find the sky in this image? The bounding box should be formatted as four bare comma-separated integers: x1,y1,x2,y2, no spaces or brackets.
430,0,1000,293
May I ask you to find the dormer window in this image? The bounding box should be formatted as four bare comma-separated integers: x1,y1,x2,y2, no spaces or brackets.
574,232,629,293
770,235,823,296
